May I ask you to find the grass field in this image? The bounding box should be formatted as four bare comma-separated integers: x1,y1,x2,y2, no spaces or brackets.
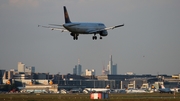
0,93,180,101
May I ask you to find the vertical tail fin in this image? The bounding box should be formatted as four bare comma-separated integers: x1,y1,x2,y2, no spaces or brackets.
161,84,165,89
63,6,71,23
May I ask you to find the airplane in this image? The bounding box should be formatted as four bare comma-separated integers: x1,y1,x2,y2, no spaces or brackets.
85,88,111,93
38,6,124,40
159,84,173,94
126,88,147,93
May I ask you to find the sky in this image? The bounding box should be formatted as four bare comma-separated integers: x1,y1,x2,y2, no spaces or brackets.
0,0,180,75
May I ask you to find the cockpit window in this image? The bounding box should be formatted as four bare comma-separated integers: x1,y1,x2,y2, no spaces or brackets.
98,24,104,26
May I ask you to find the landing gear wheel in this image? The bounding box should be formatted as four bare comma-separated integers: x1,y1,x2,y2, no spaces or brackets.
92,36,97,40
75,36,78,40
72,34,78,40
73,36,78,40
100,36,102,39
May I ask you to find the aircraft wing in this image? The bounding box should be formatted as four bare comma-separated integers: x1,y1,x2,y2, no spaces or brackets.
104,24,124,30
88,24,124,33
38,25,69,32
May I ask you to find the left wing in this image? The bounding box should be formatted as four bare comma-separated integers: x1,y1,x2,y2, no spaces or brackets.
38,25,69,32
88,24,124,33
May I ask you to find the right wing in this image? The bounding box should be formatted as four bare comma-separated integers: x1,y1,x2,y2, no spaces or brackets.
38,25,69,32
104,24,124,30
88,24,124,34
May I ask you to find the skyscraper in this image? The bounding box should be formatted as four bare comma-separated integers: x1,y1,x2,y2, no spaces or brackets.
107,55,117,75
73,59,82,75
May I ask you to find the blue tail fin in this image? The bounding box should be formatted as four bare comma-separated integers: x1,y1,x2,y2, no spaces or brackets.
64,6,71,23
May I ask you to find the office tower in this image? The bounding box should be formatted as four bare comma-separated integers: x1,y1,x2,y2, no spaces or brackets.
73,59,82,75
73,66,77,75
18,62,35,73
18,62,25,72
107,55,117,75
112,64,117,75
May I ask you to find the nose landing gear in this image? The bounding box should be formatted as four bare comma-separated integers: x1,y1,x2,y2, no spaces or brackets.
100,36,102,39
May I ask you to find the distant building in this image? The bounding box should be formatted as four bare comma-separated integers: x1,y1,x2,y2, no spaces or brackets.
102,69,109,75
85,69,95,76
73,65,82,75
33,73,47,79
10,69,17,72
18,62,35,73
18,62,25,72
13,73,32,79
0,70,5,84
73,59,82,75
107,55,117,75
25,66,35,73
172,74,180,79
3,71,13,79
111,64,117,75
126,72,136,75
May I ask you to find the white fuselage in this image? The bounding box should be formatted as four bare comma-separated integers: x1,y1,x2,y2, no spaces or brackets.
63,22,107,34
126,89,147,93
85,88,110,92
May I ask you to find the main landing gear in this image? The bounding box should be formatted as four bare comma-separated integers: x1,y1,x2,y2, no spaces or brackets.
92,35,103,40
73,35,78,40
71,33,78,40
92,35,97,40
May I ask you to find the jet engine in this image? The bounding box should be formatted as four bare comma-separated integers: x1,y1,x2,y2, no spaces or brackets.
70,33,75,36
99,31,108,36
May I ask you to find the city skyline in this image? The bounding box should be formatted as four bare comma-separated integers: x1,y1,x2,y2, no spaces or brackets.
0,0,180,75
0,58,177,76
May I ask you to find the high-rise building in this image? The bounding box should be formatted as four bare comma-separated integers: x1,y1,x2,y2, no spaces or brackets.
112,64,117,75
18,62,35,73
18,62,25,72
107,55,117,75
73,66,77,75
73,59,82,75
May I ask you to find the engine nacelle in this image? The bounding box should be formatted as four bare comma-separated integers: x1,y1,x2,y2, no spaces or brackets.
70,33,75,36
99,31,108,36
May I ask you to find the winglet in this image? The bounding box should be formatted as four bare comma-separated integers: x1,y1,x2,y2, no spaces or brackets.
63,6,71,23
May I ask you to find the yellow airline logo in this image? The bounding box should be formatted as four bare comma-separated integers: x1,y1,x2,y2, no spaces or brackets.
65,12,69,19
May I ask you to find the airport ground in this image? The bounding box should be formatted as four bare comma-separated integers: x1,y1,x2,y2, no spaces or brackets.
0,93,180,101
